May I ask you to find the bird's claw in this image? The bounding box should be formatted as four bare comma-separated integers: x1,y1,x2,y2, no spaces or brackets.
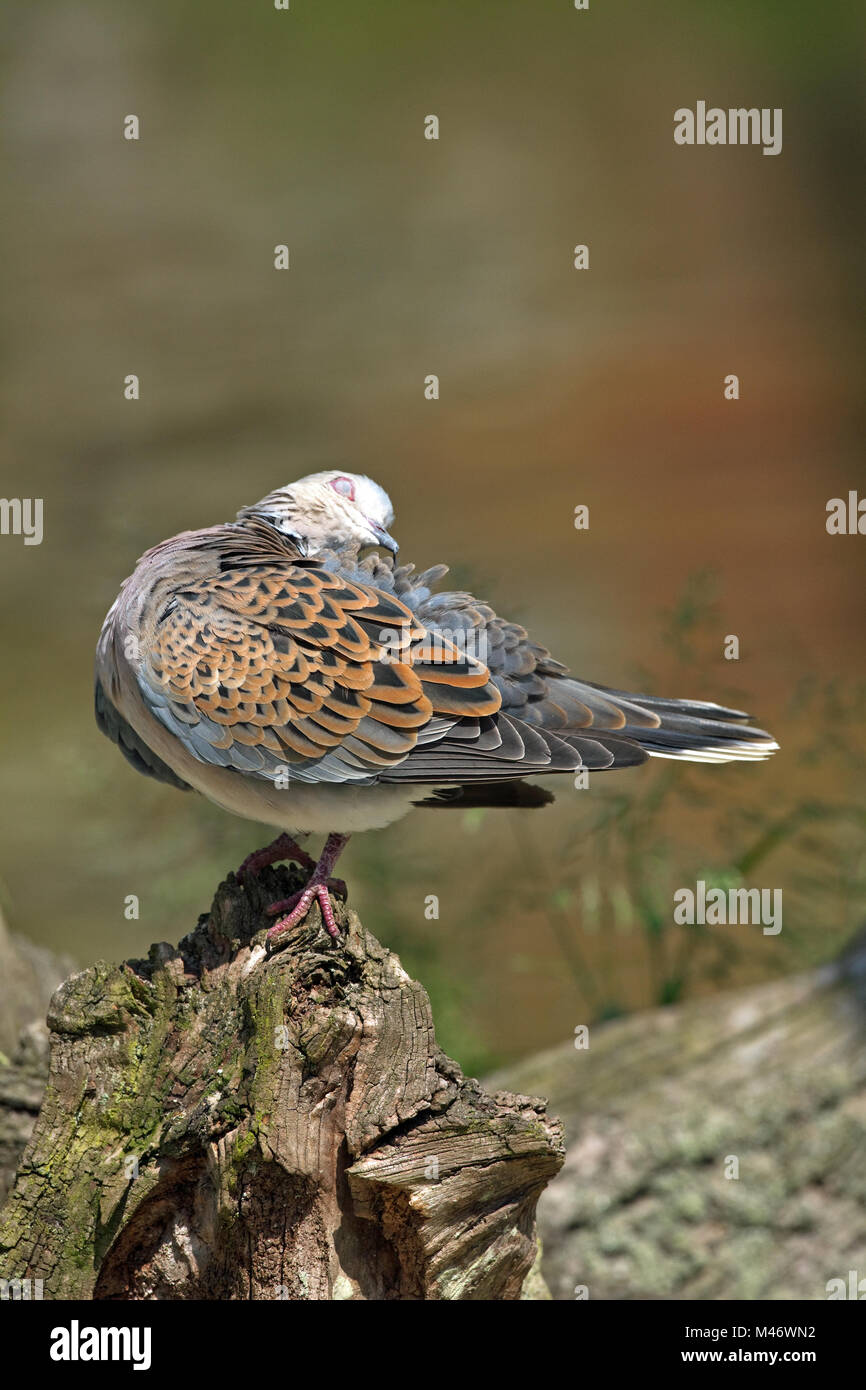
266,882,342,944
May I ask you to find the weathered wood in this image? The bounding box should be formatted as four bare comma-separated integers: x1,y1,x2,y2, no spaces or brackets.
0,909,74,1204
0,866,562,1300
489,930,866,1301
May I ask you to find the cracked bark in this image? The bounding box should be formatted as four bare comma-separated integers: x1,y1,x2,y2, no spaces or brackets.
0,865,562,1300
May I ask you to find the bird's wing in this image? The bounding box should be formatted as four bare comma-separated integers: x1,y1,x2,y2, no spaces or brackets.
95,675,192,790
325,551,778,770
134,557,531,786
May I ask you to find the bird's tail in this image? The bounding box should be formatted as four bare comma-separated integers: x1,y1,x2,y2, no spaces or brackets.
569,681,780,765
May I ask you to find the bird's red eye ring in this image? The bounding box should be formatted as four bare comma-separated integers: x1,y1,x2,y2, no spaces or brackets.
330,476,355,500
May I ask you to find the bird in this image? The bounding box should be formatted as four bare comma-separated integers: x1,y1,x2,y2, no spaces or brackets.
96,470,779,944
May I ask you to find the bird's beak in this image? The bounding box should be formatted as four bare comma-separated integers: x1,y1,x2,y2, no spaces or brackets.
370,522,399,555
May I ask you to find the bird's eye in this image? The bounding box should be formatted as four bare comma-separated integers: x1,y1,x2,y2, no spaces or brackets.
330,476,355,500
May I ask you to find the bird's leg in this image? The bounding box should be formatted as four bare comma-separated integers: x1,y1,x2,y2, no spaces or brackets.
266,833,351,943
239,832,347,904
237,832,316,882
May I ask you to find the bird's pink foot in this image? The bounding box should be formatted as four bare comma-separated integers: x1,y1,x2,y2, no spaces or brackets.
265,875,347,918
264,832,350,947
237,833,315,882
267,883,341,942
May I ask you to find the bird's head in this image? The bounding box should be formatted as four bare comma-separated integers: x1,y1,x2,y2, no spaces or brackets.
238,470,398,556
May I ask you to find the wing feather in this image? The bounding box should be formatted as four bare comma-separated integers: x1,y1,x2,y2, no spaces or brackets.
135,551,501,785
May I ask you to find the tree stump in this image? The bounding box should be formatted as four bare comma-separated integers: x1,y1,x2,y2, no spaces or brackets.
0,866,562,1300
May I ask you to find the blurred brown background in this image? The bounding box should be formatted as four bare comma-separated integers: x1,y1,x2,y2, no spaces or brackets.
1,0,864,1073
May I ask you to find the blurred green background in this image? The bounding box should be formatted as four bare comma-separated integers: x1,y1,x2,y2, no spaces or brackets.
1,0,864,1075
